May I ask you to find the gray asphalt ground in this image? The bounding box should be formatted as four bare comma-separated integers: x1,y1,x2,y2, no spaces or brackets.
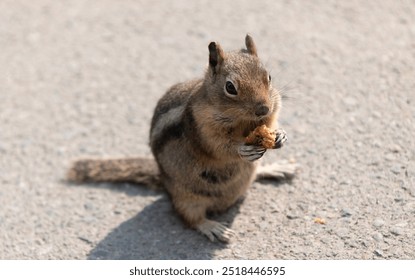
1,0,414,259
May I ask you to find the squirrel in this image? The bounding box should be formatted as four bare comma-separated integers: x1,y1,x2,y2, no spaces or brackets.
67,35,297,242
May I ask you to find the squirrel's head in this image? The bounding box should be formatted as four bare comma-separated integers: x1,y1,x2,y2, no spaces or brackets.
204,34,280,122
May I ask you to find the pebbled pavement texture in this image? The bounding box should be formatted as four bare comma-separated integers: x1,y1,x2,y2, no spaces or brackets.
0,0,414,259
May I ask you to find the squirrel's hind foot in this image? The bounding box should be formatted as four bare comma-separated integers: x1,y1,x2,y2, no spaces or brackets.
256,161,299,181
196,220,235,243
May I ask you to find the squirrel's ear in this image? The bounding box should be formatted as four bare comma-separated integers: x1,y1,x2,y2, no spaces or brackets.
245,34,258,57
208,42,224,74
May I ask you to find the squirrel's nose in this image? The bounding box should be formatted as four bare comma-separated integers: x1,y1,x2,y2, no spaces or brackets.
255,105,269,117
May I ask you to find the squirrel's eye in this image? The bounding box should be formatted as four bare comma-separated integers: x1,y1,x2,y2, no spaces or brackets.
268,74,272,82
225,81,237,95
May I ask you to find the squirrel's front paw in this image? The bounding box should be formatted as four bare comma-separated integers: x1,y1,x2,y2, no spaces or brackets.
238,144,266,162
273,129,287,149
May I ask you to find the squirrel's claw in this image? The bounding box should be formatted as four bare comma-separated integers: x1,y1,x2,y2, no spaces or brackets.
197,220,235,243
238,144,266,161
273,129,287,149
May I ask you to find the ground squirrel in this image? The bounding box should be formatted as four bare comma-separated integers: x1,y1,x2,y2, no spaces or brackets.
67,35,297,242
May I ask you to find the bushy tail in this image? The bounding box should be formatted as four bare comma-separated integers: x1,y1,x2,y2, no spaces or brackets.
66,157,162,190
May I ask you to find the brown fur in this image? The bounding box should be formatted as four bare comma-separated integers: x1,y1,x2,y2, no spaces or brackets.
67,157,162,190
67,35,294,242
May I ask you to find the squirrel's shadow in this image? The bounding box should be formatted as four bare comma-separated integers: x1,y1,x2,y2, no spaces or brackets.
85,183,242,260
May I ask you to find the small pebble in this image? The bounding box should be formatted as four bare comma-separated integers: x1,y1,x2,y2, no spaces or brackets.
394,197,403,202
84,203,94,210
337,228,349,239
372,111,381,118
361,239,370,247
373,218,385,228
326,251,338,257
390,145,402,153
340,208,353,217
390,227,403,236
372,139,382,148
286,212,299,220
374,249,383,257
373,232,383,242
345,241,358,248
390,165,402,175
